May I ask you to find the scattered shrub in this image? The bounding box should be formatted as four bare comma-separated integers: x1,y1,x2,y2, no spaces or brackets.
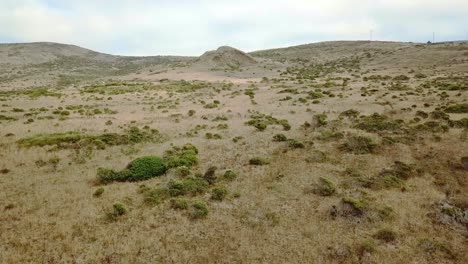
288,139,305,149
339,109,360,119
93,188,105,197
357,240,377,256
167,177,209,196
223,170,237,181
170,198,189,210
211,187,228,201
342,197,367,215
445,104,468,113
314,114,328,127
249,157,270,165
106,203,127,221
142,187,169,205
314,177,336,196
273,133,288,142
339,136,377,154
354,113,401,132
163,143,199,168
189,200,209,219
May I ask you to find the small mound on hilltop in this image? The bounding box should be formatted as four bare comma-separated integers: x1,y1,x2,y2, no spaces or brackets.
196,46,257,68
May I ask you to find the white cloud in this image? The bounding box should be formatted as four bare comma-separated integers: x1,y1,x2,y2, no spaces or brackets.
0,0,467,55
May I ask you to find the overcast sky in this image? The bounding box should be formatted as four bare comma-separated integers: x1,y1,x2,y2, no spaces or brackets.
1,0,467,56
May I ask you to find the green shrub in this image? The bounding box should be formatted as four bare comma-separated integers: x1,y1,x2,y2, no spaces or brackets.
113,203,126,216
314,177,336,196
339,109,360,119
249,157,270,165
279,120,291,131
288,139,305,149
254,121,268,131
189,201,209,219
170,198,189,210
357,240,377,256
17,127,163,148
316,130,344,141
93,188,105,197
97,156,166,183
223,170,237,181
273,133,288,142
176,166,191,177
188,109,196,116
167,177,209,196
314,114,328,127
430,110,450,120
142,187,169,205
414,73,427,79
342,197,367,215
445,104,468,113
354,113,401,132
211,187,228,201
0,115,18,121
125,156,167,181
106,203,127,221
163,143,199,168
393,75,410,81
339,136,377,154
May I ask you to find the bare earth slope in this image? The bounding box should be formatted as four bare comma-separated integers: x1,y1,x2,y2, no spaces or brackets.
0,40,467,263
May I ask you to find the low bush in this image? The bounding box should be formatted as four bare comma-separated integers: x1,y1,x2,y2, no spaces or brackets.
211,187,228,201
93,188,105,197
170,198,189,210
163,143,198,168
273,133,288,142
288,139,305,149
339,136,377,154
97,156,167,183
189,200,209,219
354,113,401,132
445,104,468,113
314,177,336,196
167,177,209,197
249,157,270,165
223,170,237,181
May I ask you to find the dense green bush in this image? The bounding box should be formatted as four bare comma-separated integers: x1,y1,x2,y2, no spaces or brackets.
97,156,167,183
125,156,167,181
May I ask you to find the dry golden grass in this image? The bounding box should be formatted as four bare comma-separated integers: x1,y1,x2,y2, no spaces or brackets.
0,41,467,263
